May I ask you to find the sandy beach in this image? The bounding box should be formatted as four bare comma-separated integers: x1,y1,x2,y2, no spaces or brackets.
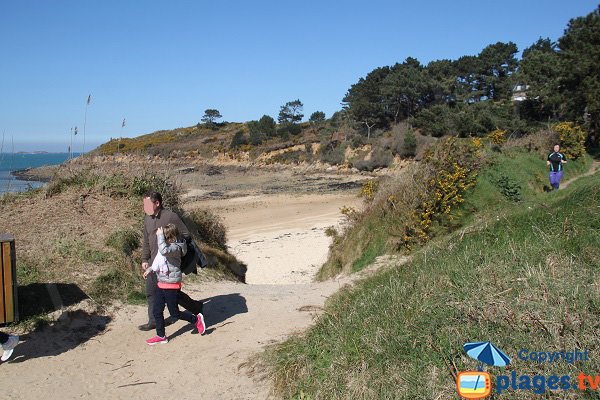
192,193,362,284
0,168,370,399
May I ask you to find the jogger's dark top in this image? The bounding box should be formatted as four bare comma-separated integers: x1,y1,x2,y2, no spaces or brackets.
547,152,567,172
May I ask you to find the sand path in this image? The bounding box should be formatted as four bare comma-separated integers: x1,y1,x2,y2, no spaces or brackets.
1,280,350,399
560,159,600,189
0,191,378,399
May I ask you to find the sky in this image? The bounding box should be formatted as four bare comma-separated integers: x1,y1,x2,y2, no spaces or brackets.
0,1,598,152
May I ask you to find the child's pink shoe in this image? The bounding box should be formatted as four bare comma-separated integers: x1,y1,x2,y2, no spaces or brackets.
196,313,206,335
146,335,168,345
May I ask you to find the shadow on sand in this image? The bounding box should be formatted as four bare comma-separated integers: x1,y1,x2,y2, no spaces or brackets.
169,293,248,339
4,310,111,364
1,283,111,364
18,282,89,317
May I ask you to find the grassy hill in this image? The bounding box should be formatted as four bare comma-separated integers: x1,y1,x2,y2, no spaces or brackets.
0,169,246,330
265,141,599,398
318,132,592,279
91,120,433,172
96,123,250,158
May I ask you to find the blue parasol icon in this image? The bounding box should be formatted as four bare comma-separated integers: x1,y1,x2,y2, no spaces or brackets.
463,341,511,395
464,341,511,369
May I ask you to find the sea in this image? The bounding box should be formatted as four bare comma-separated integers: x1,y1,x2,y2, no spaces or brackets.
0,153,79,194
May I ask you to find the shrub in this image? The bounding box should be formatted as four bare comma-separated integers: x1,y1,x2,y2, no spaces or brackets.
309,111,326,124
403,137,482,245
319,141,346,165
269,149,306,165
106,229,140,256
553,121,586,159
248,116,277,142
321,137,485,278
412,104,453,137
493,174,522,202
304,143,313,155
488,128,507,146
230,131,248,149
350,133,366,149
259,115,277,136
504,129,558,157
249,130,265,146
324,226,338,237
352,149,392,171
185,209,227,250
130,173,181,211
400,130,417,157
359,179,380,201
277,123,302,137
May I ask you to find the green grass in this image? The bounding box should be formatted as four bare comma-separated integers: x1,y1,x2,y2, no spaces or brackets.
460,149,592,223
55,238,112,264
90,267,145,306
318,216,392,280
16,258,42,285
268,157,600,399
105,228,140,256
351,229,387,273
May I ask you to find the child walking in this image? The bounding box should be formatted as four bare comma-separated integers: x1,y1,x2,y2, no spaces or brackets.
143,224,206,345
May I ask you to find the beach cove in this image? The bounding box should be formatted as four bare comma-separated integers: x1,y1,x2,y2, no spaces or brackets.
0,159,371,398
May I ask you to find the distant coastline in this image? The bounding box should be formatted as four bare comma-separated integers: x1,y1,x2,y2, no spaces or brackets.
10,168,52,182
0,153,77,193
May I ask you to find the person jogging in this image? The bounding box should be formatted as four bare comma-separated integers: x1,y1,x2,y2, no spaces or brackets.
547,144,567,190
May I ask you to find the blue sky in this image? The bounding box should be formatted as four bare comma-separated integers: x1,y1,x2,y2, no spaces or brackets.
0,1,597,152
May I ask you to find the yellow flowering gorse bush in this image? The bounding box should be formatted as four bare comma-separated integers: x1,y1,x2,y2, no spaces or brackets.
553,122,586,160
488,129,507,146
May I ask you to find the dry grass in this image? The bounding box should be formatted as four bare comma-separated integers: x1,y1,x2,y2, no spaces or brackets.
1,185,140,291
0,166,246,321
95,123,248,158
504,129,558,157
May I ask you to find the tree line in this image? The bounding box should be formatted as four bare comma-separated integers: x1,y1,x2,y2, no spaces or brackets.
341,5,599,144
201,6,599,149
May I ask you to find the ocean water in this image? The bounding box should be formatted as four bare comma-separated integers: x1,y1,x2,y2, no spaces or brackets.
0,153,78,194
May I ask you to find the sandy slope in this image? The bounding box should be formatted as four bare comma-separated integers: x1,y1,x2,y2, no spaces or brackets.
0,191,365,399
193,193,362,284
